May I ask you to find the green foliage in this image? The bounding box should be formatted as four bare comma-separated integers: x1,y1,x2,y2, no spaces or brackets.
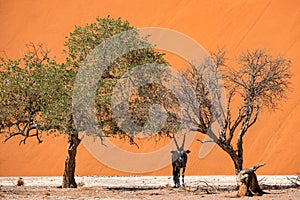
64,16,177,140
0,44,73,142
0,16,179,144
64,16,135,69
129,83,181,135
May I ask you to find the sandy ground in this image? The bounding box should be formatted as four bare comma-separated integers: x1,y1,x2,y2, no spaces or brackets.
0,176,299,199
0,0,300,177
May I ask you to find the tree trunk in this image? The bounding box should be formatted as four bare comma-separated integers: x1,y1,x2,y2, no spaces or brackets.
217,141,243,174
231,154,243,174
62,133,81,188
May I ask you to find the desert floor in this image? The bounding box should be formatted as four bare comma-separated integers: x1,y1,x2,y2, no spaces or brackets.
0,176,299,199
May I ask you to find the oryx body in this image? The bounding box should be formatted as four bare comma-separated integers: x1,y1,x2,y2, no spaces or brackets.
171,134,191,188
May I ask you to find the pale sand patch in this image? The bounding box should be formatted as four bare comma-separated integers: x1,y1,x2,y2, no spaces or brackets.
0,175,298,187
0,176,299,199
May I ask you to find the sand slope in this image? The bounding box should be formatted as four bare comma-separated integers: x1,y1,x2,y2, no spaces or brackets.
0,0,299,176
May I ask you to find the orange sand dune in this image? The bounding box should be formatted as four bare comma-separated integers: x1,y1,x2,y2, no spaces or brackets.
0,0,299,176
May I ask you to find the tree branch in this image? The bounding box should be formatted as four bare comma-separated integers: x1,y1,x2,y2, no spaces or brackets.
2,120,43,145
3,132,25,144
248,106,260,128
197,139,215,143
227,106,245,145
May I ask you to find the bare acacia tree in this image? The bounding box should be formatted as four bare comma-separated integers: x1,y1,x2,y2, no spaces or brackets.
184,49,291,196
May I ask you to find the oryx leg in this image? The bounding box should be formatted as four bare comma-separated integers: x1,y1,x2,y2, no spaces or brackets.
173,166,180,188
182,167,186,187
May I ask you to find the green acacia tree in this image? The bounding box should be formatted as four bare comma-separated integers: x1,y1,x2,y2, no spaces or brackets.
0,43,81,188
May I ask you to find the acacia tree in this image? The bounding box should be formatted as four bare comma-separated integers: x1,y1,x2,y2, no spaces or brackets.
0,43,79,188
62,16,171,186
183,49,291,196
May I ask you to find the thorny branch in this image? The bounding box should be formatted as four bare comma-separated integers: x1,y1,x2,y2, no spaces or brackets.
25,43,50,64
